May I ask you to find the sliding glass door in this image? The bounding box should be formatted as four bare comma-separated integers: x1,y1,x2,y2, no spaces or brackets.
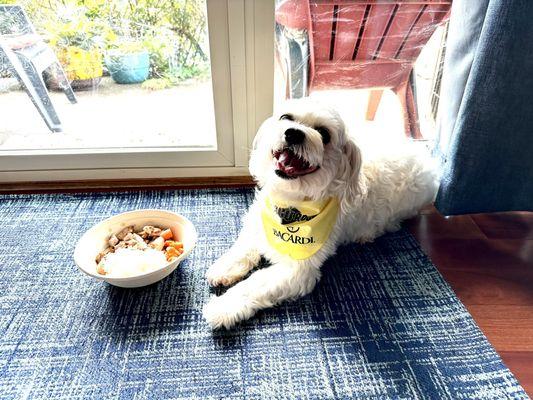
0,0,274,182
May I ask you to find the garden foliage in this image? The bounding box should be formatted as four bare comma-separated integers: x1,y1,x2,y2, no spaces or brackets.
18,0,210,83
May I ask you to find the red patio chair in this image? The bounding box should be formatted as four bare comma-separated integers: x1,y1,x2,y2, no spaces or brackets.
276,0,452,139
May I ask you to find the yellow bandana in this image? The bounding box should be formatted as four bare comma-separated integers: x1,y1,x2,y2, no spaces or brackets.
261,196,339,260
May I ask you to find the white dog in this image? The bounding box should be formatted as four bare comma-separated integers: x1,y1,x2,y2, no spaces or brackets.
203,98,438,329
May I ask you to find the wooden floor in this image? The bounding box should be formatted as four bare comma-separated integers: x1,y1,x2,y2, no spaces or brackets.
406,207,533,396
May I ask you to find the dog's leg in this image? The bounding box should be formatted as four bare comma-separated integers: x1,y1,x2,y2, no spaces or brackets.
206,228,261,287
203,262,320,329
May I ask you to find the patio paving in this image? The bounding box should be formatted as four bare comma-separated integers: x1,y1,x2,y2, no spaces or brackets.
0,77,217,151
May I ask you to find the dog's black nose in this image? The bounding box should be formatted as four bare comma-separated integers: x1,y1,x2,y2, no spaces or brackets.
285,128,305,145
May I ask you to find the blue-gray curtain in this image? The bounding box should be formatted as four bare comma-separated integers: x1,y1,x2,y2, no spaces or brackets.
434,0,533,215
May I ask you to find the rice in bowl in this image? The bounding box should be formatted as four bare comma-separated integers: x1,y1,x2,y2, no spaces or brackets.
97,247,168,277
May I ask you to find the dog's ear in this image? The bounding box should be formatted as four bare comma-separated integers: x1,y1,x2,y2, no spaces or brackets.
337,139,367,212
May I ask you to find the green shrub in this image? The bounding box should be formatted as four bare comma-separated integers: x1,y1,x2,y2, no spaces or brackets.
141,78,173,91
17,0,210,85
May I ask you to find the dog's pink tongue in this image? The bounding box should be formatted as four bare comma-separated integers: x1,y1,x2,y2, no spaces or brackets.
277,149,292,167
277,150,306,172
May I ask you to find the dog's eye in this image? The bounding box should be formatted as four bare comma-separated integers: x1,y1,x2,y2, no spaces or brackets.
279,114,294,121
316,126,331,145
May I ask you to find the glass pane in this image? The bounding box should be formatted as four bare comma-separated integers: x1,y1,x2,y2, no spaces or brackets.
274,0,450,143
0,0,216,151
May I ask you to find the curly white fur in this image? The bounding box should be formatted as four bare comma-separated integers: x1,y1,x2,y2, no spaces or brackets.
203,98,438,329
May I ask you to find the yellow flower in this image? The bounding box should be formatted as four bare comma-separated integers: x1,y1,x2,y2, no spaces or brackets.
60,46,103,80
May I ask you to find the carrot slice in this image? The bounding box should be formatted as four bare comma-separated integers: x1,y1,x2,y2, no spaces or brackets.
165,246,180,261
164,240,183,249
161,229,173,240
96,263,107,275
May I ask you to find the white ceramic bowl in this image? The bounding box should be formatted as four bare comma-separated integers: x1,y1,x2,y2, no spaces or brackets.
74,209,197,288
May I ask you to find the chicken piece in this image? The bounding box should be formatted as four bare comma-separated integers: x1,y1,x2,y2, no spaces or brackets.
120,233,147,250
114,241,128,249
122,232,134,242
108,234,119,247
116,236,131,248
142,225,162,238
131,233,148,250
96,262,107,275
116,226,134,240
148,236,165,251
95,246,114,264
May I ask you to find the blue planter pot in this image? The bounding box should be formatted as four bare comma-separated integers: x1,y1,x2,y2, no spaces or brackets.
105,50,150,84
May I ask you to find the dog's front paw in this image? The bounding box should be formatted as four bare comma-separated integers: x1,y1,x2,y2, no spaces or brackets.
205,257,252,287
203,294,255,330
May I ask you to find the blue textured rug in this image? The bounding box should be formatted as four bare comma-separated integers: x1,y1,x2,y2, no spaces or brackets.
0,189,527,399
